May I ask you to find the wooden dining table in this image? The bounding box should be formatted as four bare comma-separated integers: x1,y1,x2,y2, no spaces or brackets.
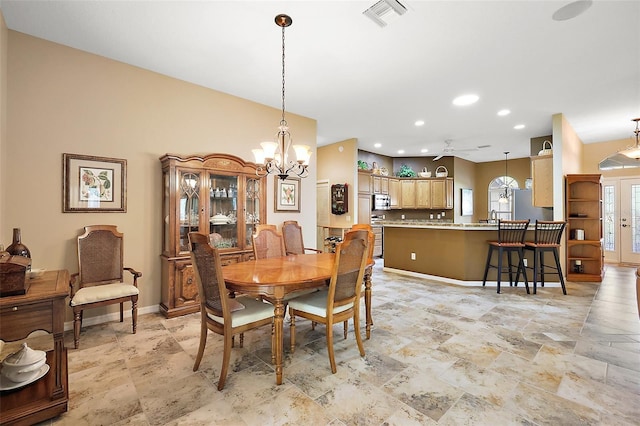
222,252,374,385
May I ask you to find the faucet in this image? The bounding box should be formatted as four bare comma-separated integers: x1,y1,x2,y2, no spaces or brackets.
490,210,497,223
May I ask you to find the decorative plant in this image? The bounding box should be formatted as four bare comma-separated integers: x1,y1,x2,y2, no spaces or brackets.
357,160,369,170
396,164,417,177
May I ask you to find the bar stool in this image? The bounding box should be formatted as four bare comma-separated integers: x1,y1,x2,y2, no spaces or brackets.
521,220,567,295
482,219,530,294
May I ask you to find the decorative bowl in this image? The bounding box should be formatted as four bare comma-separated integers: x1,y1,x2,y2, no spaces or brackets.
1,343,47,383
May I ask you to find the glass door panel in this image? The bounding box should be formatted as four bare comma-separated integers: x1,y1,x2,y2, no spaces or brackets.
245,178,261,248
209,174,239,249
179,171,201,253
621,178,640,264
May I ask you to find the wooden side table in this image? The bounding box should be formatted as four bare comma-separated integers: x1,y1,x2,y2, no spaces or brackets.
0,270,69,425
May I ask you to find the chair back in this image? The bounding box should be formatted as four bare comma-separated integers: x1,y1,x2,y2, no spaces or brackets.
252,227,286,259
189,232,231,319
533,220,566,245
328,230,369,311
77,225,124,287
282,220,306,255
497,219,530,244
350,224,375,264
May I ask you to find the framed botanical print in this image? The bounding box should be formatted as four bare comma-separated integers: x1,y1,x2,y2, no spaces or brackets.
274,176,300,212
63,153,127,212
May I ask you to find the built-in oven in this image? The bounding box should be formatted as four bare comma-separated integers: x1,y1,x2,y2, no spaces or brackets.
372,194,391,211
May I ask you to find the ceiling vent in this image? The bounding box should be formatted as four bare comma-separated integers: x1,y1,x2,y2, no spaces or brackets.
363,0,407,28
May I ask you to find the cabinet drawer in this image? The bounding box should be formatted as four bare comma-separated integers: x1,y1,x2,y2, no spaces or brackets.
220,254,243,266
0,301,53,341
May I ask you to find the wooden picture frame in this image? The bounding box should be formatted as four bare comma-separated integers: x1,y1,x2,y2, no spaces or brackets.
461,188,473,216
63,153,127,212
274,176,300,212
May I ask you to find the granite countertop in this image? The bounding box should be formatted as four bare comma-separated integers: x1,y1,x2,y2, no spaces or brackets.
375,220,499,230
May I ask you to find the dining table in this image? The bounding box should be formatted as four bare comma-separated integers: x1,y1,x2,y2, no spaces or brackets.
222,252,374,385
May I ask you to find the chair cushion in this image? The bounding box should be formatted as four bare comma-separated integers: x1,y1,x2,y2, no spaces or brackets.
70,283,139,306
207,297,273,327
287,289,352,317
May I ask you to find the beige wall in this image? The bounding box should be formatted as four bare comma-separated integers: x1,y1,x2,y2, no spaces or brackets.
452,157,477,223
317,138,358,229
2,30,317,321
0,12,7,243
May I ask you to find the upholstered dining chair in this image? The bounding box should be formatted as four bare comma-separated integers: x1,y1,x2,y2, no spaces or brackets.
252,226,286,259
288,229,369,373
350,224,375,339
189,232,274,391
282,220,322,255
69,225,142,349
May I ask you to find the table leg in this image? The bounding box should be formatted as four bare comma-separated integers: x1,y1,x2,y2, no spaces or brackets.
273,299,285,385
364,268,372,339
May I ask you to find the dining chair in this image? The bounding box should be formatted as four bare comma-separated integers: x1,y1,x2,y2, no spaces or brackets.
521,220,567,295
481,219,530,294
282,220,322,255
69,225,142,349
252,226,286,259
288,229,369,373
188,232,274,391
350,224,375,339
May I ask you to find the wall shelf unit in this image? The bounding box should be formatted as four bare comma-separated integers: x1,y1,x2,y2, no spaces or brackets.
565,174,603,282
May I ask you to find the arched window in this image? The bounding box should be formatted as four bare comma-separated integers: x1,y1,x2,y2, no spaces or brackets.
488,176,519,221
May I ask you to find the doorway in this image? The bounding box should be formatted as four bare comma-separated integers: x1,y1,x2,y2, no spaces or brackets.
603,177,640,265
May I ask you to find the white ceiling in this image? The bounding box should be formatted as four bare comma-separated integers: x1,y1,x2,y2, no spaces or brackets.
1,0,639,162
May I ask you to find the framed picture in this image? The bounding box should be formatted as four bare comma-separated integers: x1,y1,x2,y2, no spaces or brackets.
274,176,300,212
63,153,127,212
461,188,473,216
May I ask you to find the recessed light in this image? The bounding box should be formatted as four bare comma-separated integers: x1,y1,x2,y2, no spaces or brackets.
374,143,382,148
420,148,429,153
397,149,405,154
415,120,425,126
497,109,511,116
453,94,479,106
514,124,525,130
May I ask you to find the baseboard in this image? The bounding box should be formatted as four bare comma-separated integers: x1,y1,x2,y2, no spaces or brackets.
63,304,160,332
382,267,561,288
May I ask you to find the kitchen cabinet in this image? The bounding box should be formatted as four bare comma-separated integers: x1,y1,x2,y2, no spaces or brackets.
358,193,372,224
565,174,603,282
400,180,416,208
159,153,266,318
415,180,431,208
358,171,372,194
431,178,454,209
388,178,400,208
398,177,453,209
531,155,553,207
372,175,389,194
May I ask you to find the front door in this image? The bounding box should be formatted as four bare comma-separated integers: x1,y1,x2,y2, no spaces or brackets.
620,178,640,265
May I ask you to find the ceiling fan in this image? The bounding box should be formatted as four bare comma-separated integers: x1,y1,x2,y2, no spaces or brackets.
432,139,485,161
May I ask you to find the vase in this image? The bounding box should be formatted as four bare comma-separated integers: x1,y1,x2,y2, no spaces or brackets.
6,228,31,258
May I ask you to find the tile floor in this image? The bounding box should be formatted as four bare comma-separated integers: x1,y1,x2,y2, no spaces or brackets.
43,262,640,425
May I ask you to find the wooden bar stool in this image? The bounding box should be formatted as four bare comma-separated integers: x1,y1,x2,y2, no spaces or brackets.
482,219,530,294
521,220,567,295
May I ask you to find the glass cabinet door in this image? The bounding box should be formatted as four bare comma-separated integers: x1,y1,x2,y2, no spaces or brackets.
209,173,239,249
245,178,261,248
179,170,201,253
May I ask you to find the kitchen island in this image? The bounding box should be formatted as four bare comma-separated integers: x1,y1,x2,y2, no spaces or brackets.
381,221,559,286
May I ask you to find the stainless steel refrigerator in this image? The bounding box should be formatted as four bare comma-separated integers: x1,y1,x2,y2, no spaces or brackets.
511,189,553,221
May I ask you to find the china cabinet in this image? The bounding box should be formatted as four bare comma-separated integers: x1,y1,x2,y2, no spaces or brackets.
565,174,603,282
159,153,266,318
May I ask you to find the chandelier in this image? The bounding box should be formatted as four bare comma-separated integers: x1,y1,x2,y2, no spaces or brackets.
252,14,311,180
498,151,510,204
619,117,640,159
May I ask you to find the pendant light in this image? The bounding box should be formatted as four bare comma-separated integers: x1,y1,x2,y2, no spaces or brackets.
252,14,311,180
620,117,640,159
498,151,510,204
